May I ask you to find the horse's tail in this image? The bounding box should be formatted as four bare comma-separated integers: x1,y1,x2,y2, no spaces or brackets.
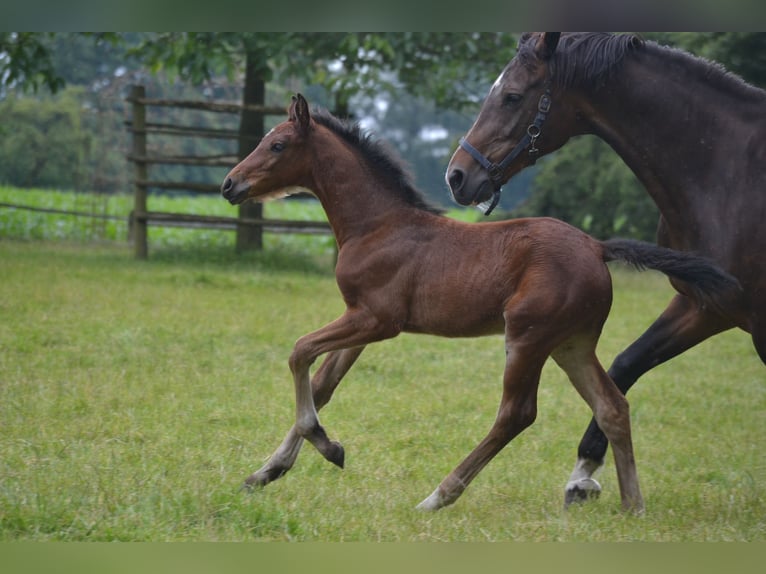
601,238,743,317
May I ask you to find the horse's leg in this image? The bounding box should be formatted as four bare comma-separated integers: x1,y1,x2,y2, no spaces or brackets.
552,336,644,513
565,294,731,505
243,346,366,489
417,343,547,511
289,308,396,467
751,299,766,364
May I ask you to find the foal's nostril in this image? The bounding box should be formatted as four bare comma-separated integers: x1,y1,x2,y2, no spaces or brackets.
221,177,234,196
447,168,465,193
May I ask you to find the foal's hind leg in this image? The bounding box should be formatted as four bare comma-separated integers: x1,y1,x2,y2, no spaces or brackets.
565,295,730,505
553,336,644,513
243,346,366,489
417,344,547,511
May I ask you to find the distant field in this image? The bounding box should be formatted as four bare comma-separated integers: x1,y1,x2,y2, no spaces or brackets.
0,186,341,259
0,240,763,541
0,186,480,261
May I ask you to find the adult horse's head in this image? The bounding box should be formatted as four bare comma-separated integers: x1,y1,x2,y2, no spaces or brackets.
221,94,313,205
446,32,571,213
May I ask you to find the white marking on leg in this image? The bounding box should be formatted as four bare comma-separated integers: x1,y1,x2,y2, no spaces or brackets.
565,457,603,495
416,488,447,511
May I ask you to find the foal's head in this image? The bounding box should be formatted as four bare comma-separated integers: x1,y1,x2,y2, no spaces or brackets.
222,93,442,215
221,94,314,206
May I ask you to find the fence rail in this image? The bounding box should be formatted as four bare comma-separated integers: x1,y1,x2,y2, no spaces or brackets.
0,201,124,221
126,85,331,259
131,210,331,234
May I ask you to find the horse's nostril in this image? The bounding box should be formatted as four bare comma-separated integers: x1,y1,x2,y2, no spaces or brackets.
448,168,465,193
221,177,233,195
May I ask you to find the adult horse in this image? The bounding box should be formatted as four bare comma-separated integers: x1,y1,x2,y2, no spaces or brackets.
221,94,740,512
445,32,765,505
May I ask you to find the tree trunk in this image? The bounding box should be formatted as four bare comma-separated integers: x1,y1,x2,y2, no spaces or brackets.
236,48,268,252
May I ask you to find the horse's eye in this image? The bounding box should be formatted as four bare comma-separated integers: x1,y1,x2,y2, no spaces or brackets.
270,141,286,153
503,93,522,106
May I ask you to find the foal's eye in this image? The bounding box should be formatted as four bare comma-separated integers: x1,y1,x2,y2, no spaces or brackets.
270,141,286,153
503,93,523,106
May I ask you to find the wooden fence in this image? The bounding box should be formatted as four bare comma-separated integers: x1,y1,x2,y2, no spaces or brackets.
126,85,332,259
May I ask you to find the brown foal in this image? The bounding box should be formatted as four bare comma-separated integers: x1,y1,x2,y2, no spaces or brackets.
221,94,740,513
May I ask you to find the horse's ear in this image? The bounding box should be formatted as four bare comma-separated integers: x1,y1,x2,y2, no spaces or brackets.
536,32,561,60
289,93,311,135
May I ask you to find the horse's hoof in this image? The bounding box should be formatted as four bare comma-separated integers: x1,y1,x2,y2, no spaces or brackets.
564,477,602,507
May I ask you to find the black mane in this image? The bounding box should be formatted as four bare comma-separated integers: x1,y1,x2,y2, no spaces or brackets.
518,32,644,89
519,32,765,101
311,109,444,215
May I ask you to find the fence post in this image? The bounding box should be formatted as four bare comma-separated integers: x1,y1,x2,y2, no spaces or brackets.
130,85,148,259
235,51,266,252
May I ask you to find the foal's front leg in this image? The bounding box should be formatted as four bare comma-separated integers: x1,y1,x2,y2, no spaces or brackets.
246,308,394,489
243,347,365,489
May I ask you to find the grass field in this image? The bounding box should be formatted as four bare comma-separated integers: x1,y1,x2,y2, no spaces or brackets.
1,237,763,541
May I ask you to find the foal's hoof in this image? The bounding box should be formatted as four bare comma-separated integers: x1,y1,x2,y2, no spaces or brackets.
327,441,345,469
564,477,602,507
241,467,287,491
416,488,447,512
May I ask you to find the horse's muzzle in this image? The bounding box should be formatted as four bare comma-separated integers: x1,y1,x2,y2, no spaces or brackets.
221,177,250,205
447,167,494,207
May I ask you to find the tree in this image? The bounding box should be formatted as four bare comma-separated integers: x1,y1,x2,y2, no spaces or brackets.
0,87,90,189
513,136,659,240
0,33,63,95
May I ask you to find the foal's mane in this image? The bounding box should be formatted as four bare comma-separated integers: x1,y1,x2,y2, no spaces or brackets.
311,109,443,215
520,32,765,101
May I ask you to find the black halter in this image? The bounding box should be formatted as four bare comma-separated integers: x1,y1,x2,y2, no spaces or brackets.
459,85,552,215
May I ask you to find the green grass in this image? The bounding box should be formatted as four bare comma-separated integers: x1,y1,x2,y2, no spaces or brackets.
0,238,763,541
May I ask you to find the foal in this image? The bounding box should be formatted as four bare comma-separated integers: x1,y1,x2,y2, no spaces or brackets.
221,94,740,513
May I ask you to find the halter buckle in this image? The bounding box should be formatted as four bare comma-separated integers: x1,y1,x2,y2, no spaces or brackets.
488,164,504,185
538,93,552,113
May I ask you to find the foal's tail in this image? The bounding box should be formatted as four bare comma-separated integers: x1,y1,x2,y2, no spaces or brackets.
601,238,743,317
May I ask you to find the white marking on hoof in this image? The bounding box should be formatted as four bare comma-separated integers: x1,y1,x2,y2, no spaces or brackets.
416,488,447,511
564,457,604,506
564,477,602,507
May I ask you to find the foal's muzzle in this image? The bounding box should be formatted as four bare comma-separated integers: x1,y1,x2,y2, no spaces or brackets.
221,176,250,205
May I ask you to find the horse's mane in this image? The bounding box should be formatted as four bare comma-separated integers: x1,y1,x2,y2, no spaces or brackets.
554,33,643,88
520,32,765,101
311,109,444,215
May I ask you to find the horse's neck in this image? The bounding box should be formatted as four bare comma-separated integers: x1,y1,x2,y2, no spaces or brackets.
308,136,412,247
578,49,763,230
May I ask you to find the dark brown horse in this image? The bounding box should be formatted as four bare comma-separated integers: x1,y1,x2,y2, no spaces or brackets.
446,32,765,505
221,94,740,513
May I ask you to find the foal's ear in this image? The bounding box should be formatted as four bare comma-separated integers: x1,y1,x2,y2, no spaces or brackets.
289,93,311,135
536,32,561,60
